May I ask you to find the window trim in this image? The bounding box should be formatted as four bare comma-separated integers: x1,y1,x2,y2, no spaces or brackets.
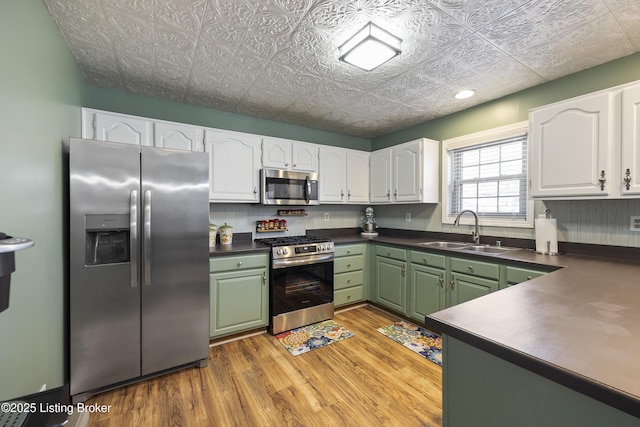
441,121,534,229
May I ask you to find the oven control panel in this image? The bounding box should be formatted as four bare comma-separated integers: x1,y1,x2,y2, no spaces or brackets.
272,242,334,259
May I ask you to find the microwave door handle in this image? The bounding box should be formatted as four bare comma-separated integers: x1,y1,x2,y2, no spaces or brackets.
129,190,138,288
305,176,311,204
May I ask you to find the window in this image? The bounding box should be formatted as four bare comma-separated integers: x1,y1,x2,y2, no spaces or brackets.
442,122,533,228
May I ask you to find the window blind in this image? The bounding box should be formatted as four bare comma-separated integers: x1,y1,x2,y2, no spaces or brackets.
448,133,528,220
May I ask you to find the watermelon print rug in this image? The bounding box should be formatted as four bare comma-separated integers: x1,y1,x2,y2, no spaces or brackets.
377,320,443,367
275,320,354,356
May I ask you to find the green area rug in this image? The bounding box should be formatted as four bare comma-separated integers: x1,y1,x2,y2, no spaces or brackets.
377,321,443,367
275,320,354,356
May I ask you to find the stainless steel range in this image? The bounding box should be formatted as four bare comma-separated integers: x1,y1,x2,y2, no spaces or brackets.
256,236,334,334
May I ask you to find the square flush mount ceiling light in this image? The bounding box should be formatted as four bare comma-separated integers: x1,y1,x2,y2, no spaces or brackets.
338,22,402,71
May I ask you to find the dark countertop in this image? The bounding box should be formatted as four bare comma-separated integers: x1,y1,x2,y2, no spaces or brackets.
208,228,640,417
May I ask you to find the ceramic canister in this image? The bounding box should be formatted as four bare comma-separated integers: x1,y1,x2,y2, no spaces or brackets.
219,223,233,245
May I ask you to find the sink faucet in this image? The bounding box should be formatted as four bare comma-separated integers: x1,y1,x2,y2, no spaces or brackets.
454,210,480,245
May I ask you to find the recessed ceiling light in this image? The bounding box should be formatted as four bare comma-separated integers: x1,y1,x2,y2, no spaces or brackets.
454,89,476,99
338,22,402,72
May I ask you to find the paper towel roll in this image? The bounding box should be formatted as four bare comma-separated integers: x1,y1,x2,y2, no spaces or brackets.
535,218,558,254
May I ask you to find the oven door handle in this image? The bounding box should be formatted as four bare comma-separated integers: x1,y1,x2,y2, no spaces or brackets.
272,253,334,269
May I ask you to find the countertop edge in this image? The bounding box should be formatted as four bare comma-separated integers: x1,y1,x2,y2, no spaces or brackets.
425,316,640,419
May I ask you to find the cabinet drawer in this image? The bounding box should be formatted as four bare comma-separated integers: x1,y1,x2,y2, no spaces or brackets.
334,255,365,273
505,266,546,284
209,253,268,272
451,257,499,280
410,251,446,269
334,286,364,306
375,245,407,261
335,270,364,290
334,244,365,257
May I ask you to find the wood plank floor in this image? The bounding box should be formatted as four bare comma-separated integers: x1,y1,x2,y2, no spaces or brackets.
86,305,442,426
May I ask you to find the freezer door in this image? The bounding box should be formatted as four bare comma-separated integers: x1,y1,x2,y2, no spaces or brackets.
69,139,142,396
140,146,210,374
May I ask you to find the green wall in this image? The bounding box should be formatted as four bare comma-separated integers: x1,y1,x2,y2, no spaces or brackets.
89,86,371,150
0,0,89,400
373,52,640,149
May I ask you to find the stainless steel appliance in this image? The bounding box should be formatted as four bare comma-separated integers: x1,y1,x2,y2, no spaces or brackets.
0,233,34,312
69,139,210,403
261,168,319,205
256,236,334,334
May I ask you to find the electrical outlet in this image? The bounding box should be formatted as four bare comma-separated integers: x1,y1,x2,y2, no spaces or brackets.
405,213,411,221
630,216,640,232
324,212,330,221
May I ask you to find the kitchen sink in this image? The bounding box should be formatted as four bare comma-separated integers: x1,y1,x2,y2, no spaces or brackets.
460,245,521,254
418,241,471,249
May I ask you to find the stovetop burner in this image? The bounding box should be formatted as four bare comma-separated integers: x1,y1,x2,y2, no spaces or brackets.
254,235,331,247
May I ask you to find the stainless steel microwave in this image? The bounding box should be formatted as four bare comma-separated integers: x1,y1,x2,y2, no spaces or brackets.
261,168,319,205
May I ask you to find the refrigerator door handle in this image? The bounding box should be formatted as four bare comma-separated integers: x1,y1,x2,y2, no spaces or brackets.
143,190,152,286
130,190,139,288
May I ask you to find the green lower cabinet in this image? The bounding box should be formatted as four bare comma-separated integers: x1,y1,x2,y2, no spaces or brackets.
334,244,367,307
209,254,268,338
503,265,547,289
408,263,446,321
375,255,407,314
449,272,499,306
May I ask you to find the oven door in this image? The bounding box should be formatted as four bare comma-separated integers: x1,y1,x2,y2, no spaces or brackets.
271,254,333,316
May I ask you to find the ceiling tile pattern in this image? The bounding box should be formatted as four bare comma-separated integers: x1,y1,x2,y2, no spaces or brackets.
43,0,640,138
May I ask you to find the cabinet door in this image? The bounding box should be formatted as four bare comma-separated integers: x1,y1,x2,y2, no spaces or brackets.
449,272,498,306
375,256,406,313
94,111,152,146
262,137,291,169
291,142,318,172
154,122,203,152
205,129,261,202
370,149,392,203
319,146,347,203
393,140,422,202
529,91,613,198
210,268,268,338
409,264,445,321
621,84,640,195
346,149,370,203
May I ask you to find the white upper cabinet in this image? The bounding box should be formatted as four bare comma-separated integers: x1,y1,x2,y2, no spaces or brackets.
346,149,370,203
370,149,393,203
154,122,203,152
85,109,153,146
529,91,613,198
529,80,640,199
318,147,369,204
262,137,318,172
370,138,439,204
205,129,261,202
621,84,640,195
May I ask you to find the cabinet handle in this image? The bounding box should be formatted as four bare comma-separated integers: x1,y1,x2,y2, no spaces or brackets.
394,189,398,199
624,168,632,190
467,265,474,273
285,162,289,167
341,190,344,199
293,163,296,167
423,257,428,264
262,272,266,286
401,265,406,276
439,272,444,288
347,278,351,284
599,170,606,191
387,190,390,199
253,187,257,195
347,263,351,268
237,261,242,267
348,190,351,199
347,249,351,254
526,275,532,280
450,277,455,289
387,252,391,257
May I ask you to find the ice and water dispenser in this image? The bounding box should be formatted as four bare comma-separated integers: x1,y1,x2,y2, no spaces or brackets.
84,214,130,266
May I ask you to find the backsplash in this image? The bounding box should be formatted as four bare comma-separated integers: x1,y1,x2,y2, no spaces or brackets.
210,199,640,248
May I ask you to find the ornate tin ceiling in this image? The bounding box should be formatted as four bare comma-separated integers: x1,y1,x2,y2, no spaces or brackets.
43,0,640,138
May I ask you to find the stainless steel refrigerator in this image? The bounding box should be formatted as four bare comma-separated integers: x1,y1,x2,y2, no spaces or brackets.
69,138,210,403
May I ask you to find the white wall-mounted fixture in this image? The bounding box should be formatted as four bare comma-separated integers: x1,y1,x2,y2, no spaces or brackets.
454,89,476,99
338,22,402,71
